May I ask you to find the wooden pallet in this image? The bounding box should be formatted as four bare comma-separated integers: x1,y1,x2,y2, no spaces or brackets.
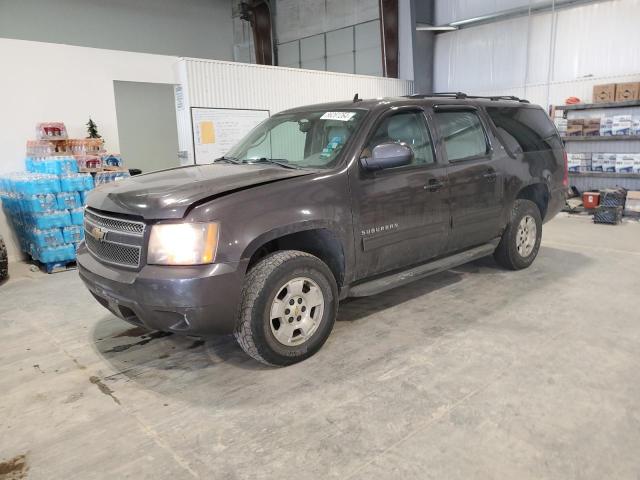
28,256,77,274
44,260,77,274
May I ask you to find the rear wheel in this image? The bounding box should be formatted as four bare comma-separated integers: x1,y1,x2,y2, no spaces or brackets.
234,251,338,366
494,199,542,270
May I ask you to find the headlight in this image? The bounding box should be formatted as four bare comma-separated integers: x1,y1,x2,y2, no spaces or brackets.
147,222,219,265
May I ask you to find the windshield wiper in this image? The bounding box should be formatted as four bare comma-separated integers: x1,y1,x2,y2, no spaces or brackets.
213,156,241,164
243,158,301,170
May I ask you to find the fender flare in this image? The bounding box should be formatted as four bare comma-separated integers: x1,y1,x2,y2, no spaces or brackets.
240,220,347,264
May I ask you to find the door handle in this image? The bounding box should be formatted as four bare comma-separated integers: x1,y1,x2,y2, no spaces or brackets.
483,171,497,182
424,179,445,192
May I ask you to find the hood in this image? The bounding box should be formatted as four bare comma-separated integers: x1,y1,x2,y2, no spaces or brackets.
86,164,313,219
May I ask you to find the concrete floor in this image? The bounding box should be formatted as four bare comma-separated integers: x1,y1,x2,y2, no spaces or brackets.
1,214,639,479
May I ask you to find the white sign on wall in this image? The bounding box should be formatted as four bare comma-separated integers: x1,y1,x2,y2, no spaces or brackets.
190,107,270,164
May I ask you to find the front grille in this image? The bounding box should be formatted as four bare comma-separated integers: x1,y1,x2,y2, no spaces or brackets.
85,209,145,235
84,209,146,267
85,235,141,267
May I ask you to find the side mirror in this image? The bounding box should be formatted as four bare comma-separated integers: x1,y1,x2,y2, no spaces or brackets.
360,142,413,171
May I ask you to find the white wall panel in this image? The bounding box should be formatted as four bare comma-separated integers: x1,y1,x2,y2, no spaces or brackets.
434,0,640,107
435,0,548,25
177,58,413,163
553,1,640,81
433,32,454,91
526,12,553,85
450,26,495,90
462,73,640,109
435,17,528,92
490,17,529,89
0,38,179,260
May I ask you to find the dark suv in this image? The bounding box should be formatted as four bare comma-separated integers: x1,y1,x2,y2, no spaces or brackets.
78,93,567,366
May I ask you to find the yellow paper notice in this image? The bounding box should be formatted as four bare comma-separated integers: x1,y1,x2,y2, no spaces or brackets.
200,121,215,144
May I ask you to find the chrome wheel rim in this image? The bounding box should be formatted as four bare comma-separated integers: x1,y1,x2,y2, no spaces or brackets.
516,215,537,257
269,277,325,346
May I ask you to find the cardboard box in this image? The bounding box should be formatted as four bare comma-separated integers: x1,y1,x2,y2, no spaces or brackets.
593,83,616,103
591,153,617,172
554,118,568,128
567,119,584,136
612,121,632,135
567,153,591,172
566,125,583,136
615,153,636,173
612,115,633,136
583,118,601,136
554,118,567,135
613,115,633,122
600,117,613,136
615,82,640,102
624,191,640,217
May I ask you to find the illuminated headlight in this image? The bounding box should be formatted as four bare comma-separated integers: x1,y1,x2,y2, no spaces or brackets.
147,222,219,265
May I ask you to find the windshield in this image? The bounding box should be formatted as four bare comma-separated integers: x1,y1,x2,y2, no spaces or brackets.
225,110,366,169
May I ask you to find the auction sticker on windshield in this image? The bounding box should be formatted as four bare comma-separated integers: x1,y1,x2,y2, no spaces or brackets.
321,111,357,121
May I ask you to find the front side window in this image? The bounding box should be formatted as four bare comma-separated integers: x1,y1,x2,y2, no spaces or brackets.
365,111,434,165
226,110,365,169
434,111,488,162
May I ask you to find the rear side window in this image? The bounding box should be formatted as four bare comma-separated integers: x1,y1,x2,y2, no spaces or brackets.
434,111,488,162
486,106,563,153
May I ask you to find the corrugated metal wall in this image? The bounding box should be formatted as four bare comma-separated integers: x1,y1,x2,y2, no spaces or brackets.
175,58,414,164
569,174,640,191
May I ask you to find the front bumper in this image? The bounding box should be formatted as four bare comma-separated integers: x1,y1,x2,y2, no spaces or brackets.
77,243,245,335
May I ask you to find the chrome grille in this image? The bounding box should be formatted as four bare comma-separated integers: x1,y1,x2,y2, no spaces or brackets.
84,209,146,267
85,235,141,266
84,209,145,235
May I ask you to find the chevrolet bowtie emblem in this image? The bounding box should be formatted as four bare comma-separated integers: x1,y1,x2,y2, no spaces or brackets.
90,226,107,242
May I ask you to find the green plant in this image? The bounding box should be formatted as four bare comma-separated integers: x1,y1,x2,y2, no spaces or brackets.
86,118,101,139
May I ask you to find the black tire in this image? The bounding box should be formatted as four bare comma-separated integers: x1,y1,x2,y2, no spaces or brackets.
0,235,8,281
494,199,542,270
234,250,338,366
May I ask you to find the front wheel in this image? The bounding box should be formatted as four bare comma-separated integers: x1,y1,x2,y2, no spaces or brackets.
494,199,542,270
234,251,338,366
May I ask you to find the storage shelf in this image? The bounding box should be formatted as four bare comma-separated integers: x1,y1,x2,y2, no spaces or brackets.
561,135,640,142
569,171,640,179
556,99,640,111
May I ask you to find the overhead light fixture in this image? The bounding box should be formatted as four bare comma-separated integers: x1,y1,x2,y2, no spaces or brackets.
415,23,458,31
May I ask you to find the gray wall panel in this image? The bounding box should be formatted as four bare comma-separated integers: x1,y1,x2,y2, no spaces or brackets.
114,81,179,173
0,0,234,60
276,0,379,44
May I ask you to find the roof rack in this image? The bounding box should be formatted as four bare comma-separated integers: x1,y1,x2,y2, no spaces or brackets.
406,92,530,103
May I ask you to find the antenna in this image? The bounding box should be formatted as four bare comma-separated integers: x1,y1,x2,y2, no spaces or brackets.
353,93,362,103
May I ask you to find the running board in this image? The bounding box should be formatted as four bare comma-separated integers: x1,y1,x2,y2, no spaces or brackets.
348,240,499,298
